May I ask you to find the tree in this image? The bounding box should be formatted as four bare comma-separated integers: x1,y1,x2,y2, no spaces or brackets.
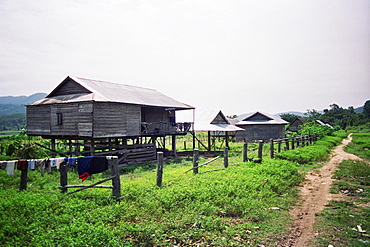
279,113,301,123
304,109,322,122
363,100,370,118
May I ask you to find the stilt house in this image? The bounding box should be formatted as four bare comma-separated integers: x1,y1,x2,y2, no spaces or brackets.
288,118,307,132
26,76,194,164
177,109,243,150
235,111,288,142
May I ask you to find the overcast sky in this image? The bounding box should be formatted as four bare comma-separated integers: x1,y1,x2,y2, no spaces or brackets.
0,0,369,115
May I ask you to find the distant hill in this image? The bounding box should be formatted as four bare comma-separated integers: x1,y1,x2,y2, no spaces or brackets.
0,93,47,105
0,93,46,116
354,106,363,113
273,111,306,118
275,106,364,118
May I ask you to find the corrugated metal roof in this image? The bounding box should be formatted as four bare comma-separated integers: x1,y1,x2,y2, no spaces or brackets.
236,111,289,125
28,76,194,110
177,109,244,132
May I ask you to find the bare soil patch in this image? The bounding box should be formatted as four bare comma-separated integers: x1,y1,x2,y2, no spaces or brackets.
277,134,368,246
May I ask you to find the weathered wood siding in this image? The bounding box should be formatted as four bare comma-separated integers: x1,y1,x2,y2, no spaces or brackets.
50,78,90,96
235,124,285,142
212,113,227,124
50,102,93,137
246,113,271,121
289,120,305,132
93,102,141,138
26,105,51,136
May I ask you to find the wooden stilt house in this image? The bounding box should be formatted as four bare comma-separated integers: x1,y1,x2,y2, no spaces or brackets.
235,111,288,142
26,76,194,164
177,109,243,151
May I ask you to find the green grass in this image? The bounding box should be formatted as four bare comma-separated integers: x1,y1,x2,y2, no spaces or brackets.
312,131,370,247
274,135,342,164
0,133,345,246
0,158,303,246
345,132,370,161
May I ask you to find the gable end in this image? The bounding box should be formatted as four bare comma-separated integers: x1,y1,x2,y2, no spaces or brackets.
47,76,92,97
243,112,273,121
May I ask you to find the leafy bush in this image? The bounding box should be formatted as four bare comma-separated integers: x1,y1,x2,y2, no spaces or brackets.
296,121,334,138
274,135,341,164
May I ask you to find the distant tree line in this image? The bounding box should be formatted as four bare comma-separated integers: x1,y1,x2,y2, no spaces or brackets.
0,104,26,116
0,113,26,131
280,100,370,130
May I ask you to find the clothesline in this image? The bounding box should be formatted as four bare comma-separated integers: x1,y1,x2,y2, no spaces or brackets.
0,156,118,181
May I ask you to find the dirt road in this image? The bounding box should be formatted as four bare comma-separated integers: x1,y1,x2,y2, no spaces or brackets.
278,134,368,246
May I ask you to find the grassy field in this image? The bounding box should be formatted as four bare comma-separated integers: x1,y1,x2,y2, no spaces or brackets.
0,133,345,246
312,130,370,247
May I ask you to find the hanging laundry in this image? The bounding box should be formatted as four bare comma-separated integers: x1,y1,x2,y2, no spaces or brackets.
55,158,64,170
17,160,28,171
90,156,109,174
6,161,16,175
27,159,36,170
64,157,78,167
77,156,93,181
77,156,109,181
46,159,52,174
49,158,57,168
0,161,6,170
36,159,46,177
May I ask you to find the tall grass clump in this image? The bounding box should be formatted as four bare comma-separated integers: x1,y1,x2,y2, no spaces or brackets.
274,135,342,164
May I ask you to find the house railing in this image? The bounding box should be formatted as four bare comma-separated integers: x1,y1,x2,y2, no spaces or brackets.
141,122,192,135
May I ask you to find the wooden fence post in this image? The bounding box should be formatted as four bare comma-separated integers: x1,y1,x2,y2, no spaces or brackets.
277,139,281,153
224,147,228,168
110,157,121,198
243,142,248,162
193,149,199,174
296,136,300,148
291,137,295,150
20,169,28,191
257,140,263,161
60,162,68,193
156,152,164,187
270,138,274,159
284,138,289,150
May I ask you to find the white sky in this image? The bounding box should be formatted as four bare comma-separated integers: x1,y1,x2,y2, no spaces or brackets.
0,0,369,115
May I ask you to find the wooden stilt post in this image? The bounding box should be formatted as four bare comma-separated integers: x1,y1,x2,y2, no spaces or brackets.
225,132,229,149
51,138,56,158
224,147,228,168
172,135,177,157
192,132,196,150
156,152,164,187
207,131,211,151
193,149,199,174
270,138,274,159
243,142,248,162
258,140,263,161
291,137,295,150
